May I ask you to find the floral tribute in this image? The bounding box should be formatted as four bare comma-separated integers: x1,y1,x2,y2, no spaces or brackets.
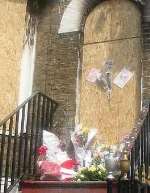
36,127,108,181
74,158,107,181
37,131,78,181
86,60,112,100
37,119,145,182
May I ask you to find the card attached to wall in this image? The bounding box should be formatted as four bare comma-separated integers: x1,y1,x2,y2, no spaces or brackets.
113,68,134,88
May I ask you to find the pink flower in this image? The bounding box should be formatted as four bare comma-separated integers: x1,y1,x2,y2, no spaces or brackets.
61,159,78,169
38,161,61,181
37,145,48,156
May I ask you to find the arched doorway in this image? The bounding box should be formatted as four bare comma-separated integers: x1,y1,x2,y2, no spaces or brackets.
80,0,142,145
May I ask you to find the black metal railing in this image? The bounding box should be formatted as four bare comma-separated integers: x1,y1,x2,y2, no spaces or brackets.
105,103,150,193
0,92,57,193
113,104,150,193
128,104,150,193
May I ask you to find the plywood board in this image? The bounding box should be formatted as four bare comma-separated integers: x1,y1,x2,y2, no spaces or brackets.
84,0,141,44
80,39,142,145
80,0,142,145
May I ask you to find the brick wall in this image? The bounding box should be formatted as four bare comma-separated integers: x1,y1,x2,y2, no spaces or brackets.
33,1,81,130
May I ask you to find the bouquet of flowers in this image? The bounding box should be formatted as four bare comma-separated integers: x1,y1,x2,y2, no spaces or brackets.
74,157,107,181
71,125,97,167
36,128,108,182
37,130,77,181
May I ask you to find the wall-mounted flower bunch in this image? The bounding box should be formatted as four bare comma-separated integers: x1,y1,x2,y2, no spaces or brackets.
86,60,113,101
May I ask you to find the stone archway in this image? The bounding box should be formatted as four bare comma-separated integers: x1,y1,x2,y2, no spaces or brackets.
58,0,142,34
80,0,142,145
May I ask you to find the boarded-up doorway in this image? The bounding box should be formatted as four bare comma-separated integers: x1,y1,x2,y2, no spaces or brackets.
80,0,142,145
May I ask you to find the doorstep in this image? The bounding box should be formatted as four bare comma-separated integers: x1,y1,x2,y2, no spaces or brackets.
20,180,118,193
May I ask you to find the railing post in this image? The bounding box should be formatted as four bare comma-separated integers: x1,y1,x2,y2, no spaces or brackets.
11,111,19,184
17,105,26,178
0,123,6,193
107,180,113,193
41,96,46,130
23,100,31,175
33,93,42,176
118,180,130,193
28,96,36,175
4,118,13,193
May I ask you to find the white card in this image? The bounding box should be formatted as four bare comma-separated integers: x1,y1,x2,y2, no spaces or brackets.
86,68,101,83
113,68,134,88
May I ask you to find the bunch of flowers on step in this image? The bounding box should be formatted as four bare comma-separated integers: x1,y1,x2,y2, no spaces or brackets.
37,130,77,181
74,156,107,181
36,127,109,182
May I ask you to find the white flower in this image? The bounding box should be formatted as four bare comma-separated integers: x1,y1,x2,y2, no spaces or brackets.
98,171,102,175
79,174,85,179
98,164,106,171
89,165,96,172
79,167,86,173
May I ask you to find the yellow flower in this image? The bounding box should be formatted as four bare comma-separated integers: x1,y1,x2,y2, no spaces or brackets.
79,167,86,173
98,164,106,171
82,127,89,134
98,171,102,175
89,165,96,172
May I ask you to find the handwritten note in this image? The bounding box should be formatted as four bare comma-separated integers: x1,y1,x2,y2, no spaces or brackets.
113,68,134,88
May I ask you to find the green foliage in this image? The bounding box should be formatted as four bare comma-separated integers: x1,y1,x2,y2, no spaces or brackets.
91,156,103,166
74,164,107,181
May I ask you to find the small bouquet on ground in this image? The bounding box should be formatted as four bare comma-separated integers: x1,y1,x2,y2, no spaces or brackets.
37,130,77,181
37,145,61,180
74,157,107,181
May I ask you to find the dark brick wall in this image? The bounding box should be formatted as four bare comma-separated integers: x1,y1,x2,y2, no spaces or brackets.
33,1,82,130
